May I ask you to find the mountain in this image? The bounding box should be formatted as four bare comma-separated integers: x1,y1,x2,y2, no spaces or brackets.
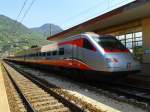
0,15,59,56
31,23,63,38
0,15,30,35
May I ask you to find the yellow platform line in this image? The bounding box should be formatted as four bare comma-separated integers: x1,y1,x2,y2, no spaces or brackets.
0,63,10,112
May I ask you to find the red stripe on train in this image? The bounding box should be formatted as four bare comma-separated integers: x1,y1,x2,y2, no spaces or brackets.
104,48,129,53
58,38,83,47
25,59,92,70
58,38,96,52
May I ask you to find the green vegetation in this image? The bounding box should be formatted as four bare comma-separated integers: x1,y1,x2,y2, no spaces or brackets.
0,15,52,57
133,46,143,62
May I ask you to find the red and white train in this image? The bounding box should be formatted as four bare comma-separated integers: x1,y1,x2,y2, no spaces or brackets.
6,32,141,75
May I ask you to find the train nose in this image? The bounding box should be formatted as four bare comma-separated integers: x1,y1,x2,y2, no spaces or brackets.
105,58,118,63
105,54,141,72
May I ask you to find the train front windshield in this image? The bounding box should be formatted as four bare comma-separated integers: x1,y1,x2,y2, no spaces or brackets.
92,36,127,51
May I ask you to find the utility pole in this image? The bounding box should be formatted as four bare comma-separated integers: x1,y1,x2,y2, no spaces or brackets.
50,24,51,37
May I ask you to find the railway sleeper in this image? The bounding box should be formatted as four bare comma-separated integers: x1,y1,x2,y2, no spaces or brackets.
3,63,83,112
24,90,45,94
36,103,66,112
27,94,51,100
30,97,55,103
44,108,70,112
24,92,48,96
33,100,59,107
2,66,27,112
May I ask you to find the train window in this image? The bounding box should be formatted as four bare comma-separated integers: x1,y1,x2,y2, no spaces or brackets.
59,48,64,55
52,50,57,55
42,52,46,56
36,52,38,57
93,36,127,50
41,52,44,56
47,52,51,56
32,53,35,57
83,38,95,50
30,54,32,57
39,52,42,56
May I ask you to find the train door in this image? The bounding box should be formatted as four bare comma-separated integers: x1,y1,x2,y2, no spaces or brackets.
72,41,79,60
72,37,83,69
82,38,97,68
71,41,77,70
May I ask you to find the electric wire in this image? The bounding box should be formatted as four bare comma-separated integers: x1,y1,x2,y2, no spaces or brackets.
63,0,134,29
16,0,29,20
63,0,107,24
13,0,36,34
12,0,29,34
20,0,36,22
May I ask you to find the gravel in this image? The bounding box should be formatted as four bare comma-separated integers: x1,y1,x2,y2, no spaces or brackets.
14,64,148,112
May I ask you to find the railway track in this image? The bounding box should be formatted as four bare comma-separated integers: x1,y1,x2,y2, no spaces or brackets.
126,75,150,88
93,82,150,104
4,61,150,111
2,63,84,112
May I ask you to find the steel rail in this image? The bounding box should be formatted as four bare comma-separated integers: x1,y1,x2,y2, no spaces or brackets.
2,64,37,112
4,62,84,112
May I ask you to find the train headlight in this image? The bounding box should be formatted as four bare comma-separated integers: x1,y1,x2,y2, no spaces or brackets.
105,58,118,63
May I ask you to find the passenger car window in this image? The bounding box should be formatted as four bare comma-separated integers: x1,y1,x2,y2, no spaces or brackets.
59,48,64,55
42,52,46,56
47,52,51,56
39,52,42,56
36,52,38,57
52,50,57,55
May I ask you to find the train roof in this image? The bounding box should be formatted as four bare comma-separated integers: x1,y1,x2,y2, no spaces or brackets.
41,43,58,52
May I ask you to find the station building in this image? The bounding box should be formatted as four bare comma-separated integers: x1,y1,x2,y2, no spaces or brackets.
47,0,150,64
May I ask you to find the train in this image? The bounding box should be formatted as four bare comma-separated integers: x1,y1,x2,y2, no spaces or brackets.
6,32,141,76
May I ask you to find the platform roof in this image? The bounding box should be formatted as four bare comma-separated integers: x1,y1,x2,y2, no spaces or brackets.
47,0,150,41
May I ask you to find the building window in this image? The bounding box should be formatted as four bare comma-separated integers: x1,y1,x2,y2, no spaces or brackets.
116,32,143,49
134,32,142,47
126,33,133,49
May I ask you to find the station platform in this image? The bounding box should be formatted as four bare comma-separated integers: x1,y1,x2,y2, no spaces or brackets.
140,63,150,76
0,63,10,112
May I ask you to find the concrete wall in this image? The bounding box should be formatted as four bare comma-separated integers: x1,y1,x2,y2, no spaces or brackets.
142,17,150,63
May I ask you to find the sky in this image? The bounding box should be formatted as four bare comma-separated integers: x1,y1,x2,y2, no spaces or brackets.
0,0,135,29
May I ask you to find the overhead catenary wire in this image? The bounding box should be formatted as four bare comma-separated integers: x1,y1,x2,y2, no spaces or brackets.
16,0,29,20
63,0,134,30
13,0,36,34
12,0,29,34
63,0,127,29
62,0,107,25
20,0,36,22
89,0,132,19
